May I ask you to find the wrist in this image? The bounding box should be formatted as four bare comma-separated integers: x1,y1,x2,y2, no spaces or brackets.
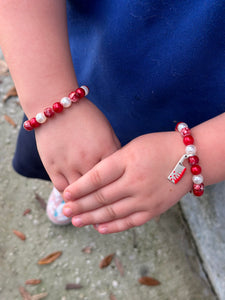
23,85,89,131
191,114,225,186
20,81,79,119
168,123,204,196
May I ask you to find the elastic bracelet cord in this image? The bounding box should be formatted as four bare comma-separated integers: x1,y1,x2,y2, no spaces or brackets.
168,122,204,197
23,85,89,131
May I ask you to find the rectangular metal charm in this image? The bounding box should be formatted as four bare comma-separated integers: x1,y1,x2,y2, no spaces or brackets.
168,154,189,184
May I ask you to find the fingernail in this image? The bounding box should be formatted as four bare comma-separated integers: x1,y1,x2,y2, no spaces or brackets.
99,226,108,234
72,217,82,227
63,207,72,217
64,190,72,201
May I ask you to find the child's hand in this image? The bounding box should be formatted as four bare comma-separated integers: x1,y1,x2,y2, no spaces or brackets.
63,132,193,234
35,98,120,192
0,1,120,190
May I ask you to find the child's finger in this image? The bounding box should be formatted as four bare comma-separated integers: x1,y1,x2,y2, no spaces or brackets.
50,173,69,193
63,178,130,216
95,212,151,234
52,171,81,196
67,170,82,185
70,197,146,227
63,151,124,201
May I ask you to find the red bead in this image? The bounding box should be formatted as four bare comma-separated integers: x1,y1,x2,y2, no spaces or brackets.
193,183,204,196
191,165,202,175
44,107,55,118
180,127,191,137
52,102,63,113
23,120,33,131
188,155,199,165
183,135,194,145
68,91,78,102
68,88,85,102
30,117,41,128
76,87,85,98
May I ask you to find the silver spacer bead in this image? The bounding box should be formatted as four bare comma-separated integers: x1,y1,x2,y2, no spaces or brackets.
80,85,89,96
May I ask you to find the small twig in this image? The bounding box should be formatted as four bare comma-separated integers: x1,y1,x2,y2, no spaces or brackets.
35,193,46,210
132,228,138,248
65,283,83,290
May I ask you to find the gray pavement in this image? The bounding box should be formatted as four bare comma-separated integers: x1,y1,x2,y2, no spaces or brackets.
0,52,222,300
181,184,225,300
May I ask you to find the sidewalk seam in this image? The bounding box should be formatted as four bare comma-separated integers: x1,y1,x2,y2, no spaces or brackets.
178,203,219,300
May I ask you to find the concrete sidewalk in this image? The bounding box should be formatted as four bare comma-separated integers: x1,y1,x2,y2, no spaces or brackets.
0,53,222,300
181,184,225,300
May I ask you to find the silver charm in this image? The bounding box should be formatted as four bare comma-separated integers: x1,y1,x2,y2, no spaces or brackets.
168,154,190,184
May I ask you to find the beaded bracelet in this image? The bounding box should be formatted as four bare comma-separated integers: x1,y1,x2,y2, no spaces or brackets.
23,85,89,131
168,122,204,196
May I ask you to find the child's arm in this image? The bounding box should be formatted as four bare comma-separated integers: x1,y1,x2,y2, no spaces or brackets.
62,113,225,233
0,0,120,191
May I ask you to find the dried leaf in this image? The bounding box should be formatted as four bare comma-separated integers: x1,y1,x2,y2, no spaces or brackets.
19,286,32,300
65,283,83,290
99,253,115,269
38,251,62,265
2,86,17,102
13,230,26,241
82,246,93,254
109,293,117,300
4,114,16,127
35,193,46,210
138,276,161,286
31,292,48,300
19,286,47,300
114,256,124,276
25,279,41,285
23,208,31,216
0,60,9,75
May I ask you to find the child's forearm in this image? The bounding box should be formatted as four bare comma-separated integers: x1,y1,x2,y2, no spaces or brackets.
192,113,225,186
0,0,78,117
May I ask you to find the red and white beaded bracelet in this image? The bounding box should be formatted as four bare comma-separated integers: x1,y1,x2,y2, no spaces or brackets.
168,122,204,196
23,85,89,131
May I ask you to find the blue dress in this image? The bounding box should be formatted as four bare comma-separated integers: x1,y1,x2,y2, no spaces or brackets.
13,0,225,180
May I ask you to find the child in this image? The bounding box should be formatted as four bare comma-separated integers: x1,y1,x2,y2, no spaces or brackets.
0,1,225,233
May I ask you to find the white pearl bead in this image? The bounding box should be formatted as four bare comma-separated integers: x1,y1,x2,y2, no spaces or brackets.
185,145,196,155
60,97,72,108
177,122,188,132
80,85,89,96
193,174,204,184
36,112,46,124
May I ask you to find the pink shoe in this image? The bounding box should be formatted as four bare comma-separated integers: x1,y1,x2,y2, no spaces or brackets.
46,187,71,225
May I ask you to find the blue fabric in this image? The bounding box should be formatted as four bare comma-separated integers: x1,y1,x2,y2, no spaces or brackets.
13,115,50,180
13,0,225,179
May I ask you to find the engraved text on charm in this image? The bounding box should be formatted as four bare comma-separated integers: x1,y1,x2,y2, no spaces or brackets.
168,154,189,184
